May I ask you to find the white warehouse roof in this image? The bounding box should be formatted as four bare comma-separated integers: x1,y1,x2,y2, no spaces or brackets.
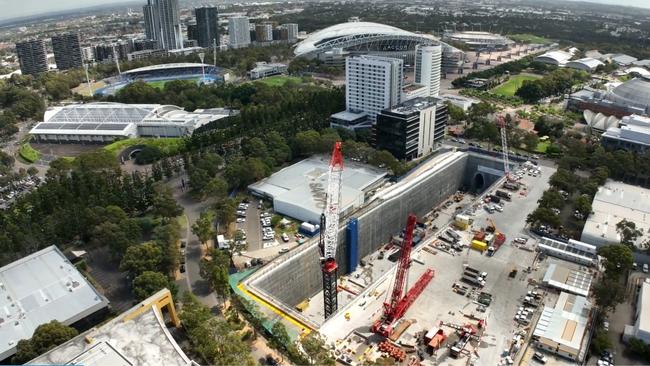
249,156,387,223
581,180,650,247
0,246,109,361
534,50,573,66
566,58,604,72
29,102,234,139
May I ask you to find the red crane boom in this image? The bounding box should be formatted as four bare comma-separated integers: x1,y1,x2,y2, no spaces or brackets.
372,214,434,337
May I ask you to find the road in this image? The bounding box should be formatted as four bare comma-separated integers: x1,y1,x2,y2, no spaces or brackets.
169,174,220,310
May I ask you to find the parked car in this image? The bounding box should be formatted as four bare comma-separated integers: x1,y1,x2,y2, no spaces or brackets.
281,233,289,242
180,264,186,273
533,352,547,364
279,248,290,254
180,240,187,248
644,263,649,273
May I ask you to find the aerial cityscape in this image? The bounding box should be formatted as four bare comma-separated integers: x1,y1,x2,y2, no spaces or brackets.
1,0,650,365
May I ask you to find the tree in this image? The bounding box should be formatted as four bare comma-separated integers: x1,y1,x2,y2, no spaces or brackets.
537,189,564,210
526,207,561,228
151,183,183,220
550,169,578,193
522,132,539,151
300,333,335,366
132,271,175,301
593,277,626,312
242,137,268,158
590,329,613,356
597,244,634,278
119,242,163,277
12,321,78,364
574,195,592,217
135,146,163,165
203,176,228,200
91,220,141,260
293,130,321,156
200,249,231,302
192,210,215,246
214,198,237,227
616,219,642,248
270,321,292,353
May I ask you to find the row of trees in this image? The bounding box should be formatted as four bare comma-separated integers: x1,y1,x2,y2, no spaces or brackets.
452,55,553,88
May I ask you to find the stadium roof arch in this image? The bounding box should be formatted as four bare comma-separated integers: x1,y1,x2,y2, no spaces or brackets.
122,62,216,76
294,21,456,58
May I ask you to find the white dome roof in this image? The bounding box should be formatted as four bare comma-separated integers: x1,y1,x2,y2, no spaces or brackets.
294,21,434,56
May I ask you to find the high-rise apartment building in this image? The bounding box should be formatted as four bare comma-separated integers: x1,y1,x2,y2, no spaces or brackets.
346,55,403,122
255,23,273,43
282,23,299,42
376,97,448,160
142,0,182,50
15,39,48,76
51,33,83,70
195,7,219,48
228,16,251,49
143,0,157,40
414,45,442,97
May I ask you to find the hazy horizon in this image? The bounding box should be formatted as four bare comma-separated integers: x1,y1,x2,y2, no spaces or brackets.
0,0,649,21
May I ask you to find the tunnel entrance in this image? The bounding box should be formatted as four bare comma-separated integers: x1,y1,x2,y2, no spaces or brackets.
473,173,485,192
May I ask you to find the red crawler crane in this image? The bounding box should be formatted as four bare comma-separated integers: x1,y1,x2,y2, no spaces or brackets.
372,214,435,337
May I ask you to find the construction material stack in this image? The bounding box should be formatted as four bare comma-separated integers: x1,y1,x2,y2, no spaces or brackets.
372,214,435,337
319,142,344,320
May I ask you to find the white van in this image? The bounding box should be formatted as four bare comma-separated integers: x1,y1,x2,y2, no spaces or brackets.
281,233,289,242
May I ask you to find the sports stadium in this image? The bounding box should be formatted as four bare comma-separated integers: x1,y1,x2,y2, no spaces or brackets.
442,31,514,50
293,21,465,72
95,63,228,96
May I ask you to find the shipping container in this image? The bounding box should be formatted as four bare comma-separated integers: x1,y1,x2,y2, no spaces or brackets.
471,240,488,251
299,222,320,236
454,214,471,230
496,190,512,200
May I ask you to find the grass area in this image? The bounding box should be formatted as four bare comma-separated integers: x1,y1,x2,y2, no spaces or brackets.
256,75,302,87
508,33,551,44
490,74,542,97
19,143,40,163
103,137,185,156
535,140,551,153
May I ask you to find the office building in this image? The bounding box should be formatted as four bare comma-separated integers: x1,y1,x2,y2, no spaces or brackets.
375,97,447,160
255,23,273,43
156,0,182,50
143,0,157,41
186,23,197,41
195,7,219,48
346,55,403,123
283,23,299,42
51,33,83,70
414,45,442,97
143,0,182,50
81,46,95,63
15,39,48,76
229,16,251,49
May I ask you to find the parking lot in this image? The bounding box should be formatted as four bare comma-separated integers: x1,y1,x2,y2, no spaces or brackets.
232,198,305,267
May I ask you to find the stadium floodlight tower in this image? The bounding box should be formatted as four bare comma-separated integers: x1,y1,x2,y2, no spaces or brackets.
319,141,344,320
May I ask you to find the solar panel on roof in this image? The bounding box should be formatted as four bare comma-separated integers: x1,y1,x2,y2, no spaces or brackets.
62,123,79,129
34,123,62,130
77,123,101,130
99,124,129,131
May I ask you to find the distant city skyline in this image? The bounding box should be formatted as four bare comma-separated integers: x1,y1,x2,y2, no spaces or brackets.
0,0,649,21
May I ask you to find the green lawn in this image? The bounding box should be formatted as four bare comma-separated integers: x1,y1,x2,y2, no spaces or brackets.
508,34,551,44
256,75,302,87
103,137,185,155
491,74,542,97
19,143,40,163
535,140,551,153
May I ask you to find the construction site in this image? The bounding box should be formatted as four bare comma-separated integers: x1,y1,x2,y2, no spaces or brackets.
241,139,557,365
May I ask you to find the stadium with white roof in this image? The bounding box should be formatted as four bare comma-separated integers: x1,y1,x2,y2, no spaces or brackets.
293,21,465,71
443,31,514,50
29,102,236,143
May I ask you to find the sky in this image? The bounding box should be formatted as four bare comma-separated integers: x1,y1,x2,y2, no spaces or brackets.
0,0,136,21
1,0,649,21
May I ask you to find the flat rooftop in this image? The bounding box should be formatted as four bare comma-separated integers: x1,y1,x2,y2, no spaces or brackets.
0,246,109,360
387,96,440,115
581,180,650,247
31,289,195,366
533,292,591,356
542,263,593,297
249,156,386,223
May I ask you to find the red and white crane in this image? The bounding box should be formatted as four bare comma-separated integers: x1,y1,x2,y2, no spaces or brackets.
372,214,434,337
320,141,344,319
496,115,512,180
